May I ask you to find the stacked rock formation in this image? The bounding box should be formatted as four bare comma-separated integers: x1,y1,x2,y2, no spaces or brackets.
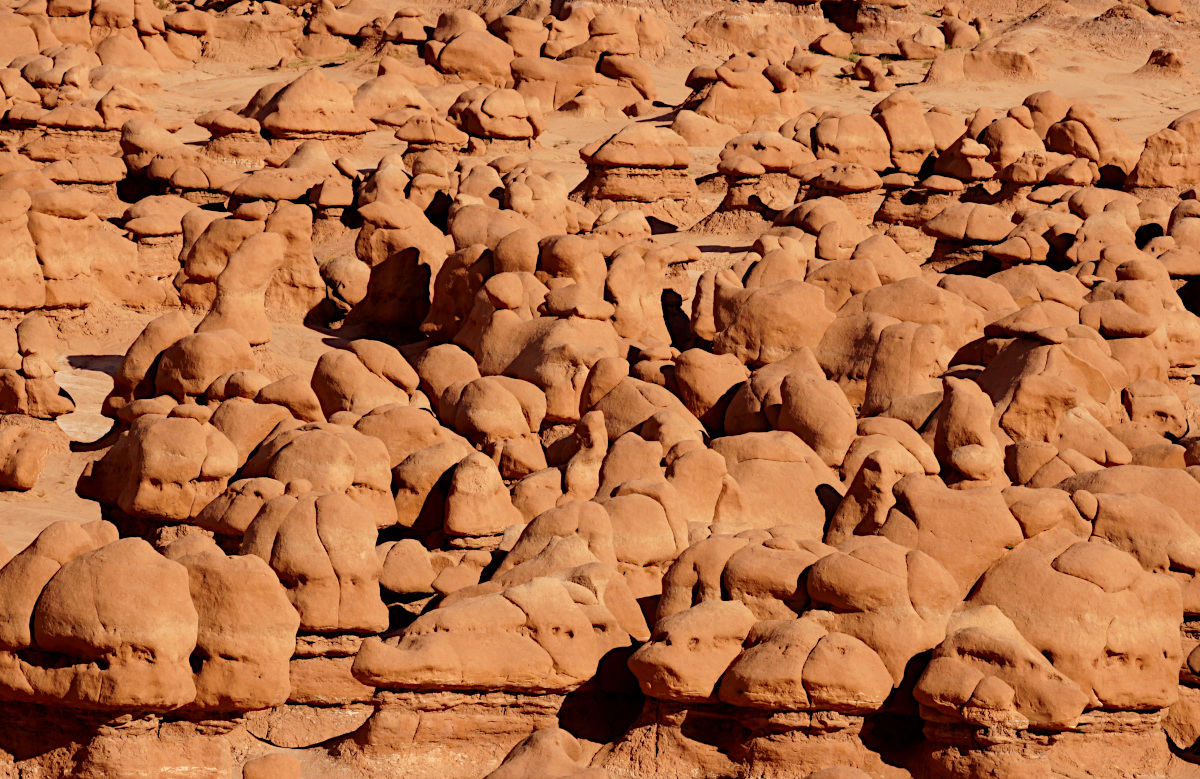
697,130,816,231
571,123,704,228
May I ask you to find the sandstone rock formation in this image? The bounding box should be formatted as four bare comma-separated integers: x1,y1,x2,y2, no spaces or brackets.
1,2,1200,778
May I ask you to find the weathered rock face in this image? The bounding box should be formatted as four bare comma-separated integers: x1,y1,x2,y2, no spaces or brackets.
0,525,297,711
1128,110,1200,191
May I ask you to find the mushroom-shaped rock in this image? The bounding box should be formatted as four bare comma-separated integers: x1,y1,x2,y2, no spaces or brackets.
254,69,376,142
572,124,701,226
7,537,198,710
354,572,641,692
